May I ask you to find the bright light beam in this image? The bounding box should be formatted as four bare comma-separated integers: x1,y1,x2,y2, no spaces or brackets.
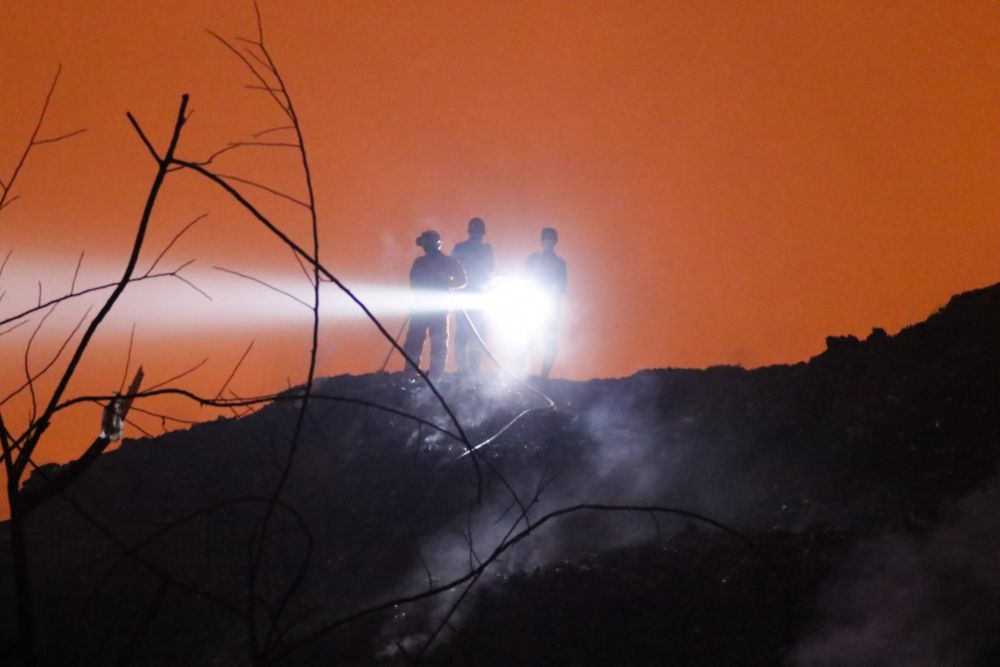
476,275,557,349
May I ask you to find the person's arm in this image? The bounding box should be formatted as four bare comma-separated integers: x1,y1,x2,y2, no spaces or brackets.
450,258,467,290
558,258,567,295
485,244,495,273
409,258,421,288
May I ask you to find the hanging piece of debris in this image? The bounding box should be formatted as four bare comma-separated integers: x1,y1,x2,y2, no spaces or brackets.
99,366,144,441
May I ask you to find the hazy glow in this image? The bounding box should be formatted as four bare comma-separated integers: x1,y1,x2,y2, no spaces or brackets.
480,276,557,347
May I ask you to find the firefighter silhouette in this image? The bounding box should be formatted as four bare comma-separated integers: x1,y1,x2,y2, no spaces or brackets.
402,230,467,378
451,217,495,374
525,227,567,379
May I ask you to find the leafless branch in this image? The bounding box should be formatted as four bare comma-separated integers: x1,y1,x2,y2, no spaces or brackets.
272,504,757,662
171,159,481,483
0,249,13,279
216,340,254,400
214,265,311,309
16,94,190,483
0,65,85,216
56,388,464,451
0,195,21,213
252,125,294,138
70,251,84,293
33,127,87,145
144,213,208,276
22,306,57,424
119,324,136,394
0,320,29,338
289,246,315,288
121,410,154,439
125,112,162,163
193,140,299,167
240,44,277,75
5,306,90,416
125,402,200,427
145,357,209,392
206,29,290,118
215,172,309,209
170,271,213,301
21,456,253,620
0,264,204,330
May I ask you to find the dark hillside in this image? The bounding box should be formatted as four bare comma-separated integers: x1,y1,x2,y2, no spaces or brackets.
4,283,1000,665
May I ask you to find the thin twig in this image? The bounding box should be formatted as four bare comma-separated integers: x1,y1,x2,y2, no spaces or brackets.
145,357,209,392
0,320,29,338
16,95,190,484
0,66,83,216
144,213,208,276
33,127,87,145
273,504,758,661
215,173,309,209
0,265,203,329
0,249,12,279
206,30,290,118
171,272,213,301
252,125,294,138
216,340,254,400
172,159,482,489
119,324,136,394
70,251,84,293
289,247,315,288
214,266,312,309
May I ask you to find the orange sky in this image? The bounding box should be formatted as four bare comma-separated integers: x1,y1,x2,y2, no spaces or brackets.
2,1,1000,484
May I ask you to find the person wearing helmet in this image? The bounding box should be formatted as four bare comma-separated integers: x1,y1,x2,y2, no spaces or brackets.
525,227,567,379
402,230,467,379
451,217,495,375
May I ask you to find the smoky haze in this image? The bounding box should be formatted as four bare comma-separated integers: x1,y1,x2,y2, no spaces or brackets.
12,280,1000,664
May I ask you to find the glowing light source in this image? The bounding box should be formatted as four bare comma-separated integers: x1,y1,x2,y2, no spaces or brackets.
483,276,554,330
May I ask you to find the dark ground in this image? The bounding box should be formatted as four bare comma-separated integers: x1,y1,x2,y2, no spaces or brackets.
3,282,1000,665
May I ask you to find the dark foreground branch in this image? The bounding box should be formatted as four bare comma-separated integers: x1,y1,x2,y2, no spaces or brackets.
271,503,758,662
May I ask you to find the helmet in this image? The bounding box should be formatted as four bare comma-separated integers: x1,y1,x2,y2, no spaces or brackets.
468,217,486,236
416,230,442,249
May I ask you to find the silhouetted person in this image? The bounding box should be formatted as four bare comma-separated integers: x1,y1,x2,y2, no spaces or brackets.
402,230,467,379
525,227,567,379
451,217,495,374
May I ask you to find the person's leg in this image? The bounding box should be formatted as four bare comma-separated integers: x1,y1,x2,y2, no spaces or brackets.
401,316,428,373
454,310,471,373
539,306,560,379
428,312,450,378
467,309,487,373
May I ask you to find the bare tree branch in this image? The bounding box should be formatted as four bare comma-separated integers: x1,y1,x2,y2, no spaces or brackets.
3,306,91,412
32,127,87,146
118,324,136,395
272,504,758,662
0,264,204,330
144,357,209,392
0,66,86,217
215,172,309,209
0,249,12,279
16,95,190,484
144,213,208,276
69,251,84,293
252,125,294,138
206,29,290,118
214,265,312,309
215,340,254,400
171,159,481,483
56,388,464,444
0,320,29,338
